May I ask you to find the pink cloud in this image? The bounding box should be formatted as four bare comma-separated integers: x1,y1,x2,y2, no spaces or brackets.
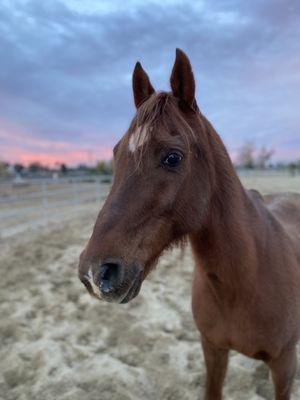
0,145,113,166
0,119,113,166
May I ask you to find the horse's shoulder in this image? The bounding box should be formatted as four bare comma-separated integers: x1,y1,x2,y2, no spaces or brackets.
246,189,300,240
247,190,300,218
262,192,300,245
247,189,264,200
247,188,264,202
263,192,300,217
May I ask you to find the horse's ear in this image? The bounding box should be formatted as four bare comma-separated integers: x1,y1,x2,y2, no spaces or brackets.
170,48,196,110
132,62,155,108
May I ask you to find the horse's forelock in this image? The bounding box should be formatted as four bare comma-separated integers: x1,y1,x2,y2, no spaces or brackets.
128,92,198,167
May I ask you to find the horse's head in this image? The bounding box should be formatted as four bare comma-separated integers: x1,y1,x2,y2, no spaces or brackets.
78,49,216,303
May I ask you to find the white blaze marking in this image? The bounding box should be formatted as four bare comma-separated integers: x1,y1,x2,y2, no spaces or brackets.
85,267,102,298
128,124,150,152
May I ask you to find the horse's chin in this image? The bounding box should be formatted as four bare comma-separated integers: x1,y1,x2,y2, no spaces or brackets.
119,258,161,303
120,278,143,304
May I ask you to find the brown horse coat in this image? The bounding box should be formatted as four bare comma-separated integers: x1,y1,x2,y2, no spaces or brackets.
79,49,300,400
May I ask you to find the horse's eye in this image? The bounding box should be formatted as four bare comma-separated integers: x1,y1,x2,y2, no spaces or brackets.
161,152,183,168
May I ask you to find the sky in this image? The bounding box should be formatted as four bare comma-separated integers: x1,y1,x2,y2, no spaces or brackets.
0,0,299,166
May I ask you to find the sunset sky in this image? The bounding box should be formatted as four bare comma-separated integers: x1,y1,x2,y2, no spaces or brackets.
0,0,299,166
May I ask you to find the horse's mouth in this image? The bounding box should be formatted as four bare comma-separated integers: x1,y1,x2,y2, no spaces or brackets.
120,275,143,304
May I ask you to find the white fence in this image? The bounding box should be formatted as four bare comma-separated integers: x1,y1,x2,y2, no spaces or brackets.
1,170,299,238
0,176,112,237
237,168,300,178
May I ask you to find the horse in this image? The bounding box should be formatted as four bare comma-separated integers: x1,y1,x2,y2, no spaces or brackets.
78,49,300,400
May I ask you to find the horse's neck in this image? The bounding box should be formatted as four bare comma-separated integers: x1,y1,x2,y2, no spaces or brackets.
190,194,251,264
189,127,258,284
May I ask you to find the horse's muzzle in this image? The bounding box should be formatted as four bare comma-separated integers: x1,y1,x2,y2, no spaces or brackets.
78,259,143,304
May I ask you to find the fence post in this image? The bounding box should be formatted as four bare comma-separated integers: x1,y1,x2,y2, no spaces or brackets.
72,180,80,205
96,178,101,203
42,181,49,226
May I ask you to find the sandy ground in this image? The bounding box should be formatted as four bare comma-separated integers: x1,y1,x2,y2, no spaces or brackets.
0,176,300,400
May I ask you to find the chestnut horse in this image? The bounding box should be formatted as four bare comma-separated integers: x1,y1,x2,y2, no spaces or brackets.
79,49,300,399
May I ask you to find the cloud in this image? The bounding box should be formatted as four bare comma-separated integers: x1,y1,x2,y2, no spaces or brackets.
0,0,299,164
0,118,111,165
2,147,112,166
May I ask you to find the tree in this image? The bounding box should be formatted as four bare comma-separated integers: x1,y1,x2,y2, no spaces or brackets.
0,161,8,177
237,141,256,168
77,164,88,171
256,146,274,169
28,162,44,173
95,160,113,175
237,141,274,169
60,163,68,174
14,163,24,174
287,160,300,176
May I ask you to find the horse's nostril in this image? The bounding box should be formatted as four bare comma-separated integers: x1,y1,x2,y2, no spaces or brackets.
99,262,120,293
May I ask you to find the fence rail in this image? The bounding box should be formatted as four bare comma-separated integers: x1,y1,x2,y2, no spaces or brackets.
1,170,299,238
0,176,112,237
237,169,300,177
